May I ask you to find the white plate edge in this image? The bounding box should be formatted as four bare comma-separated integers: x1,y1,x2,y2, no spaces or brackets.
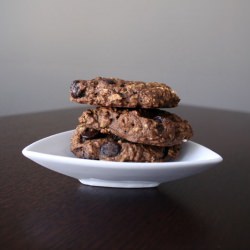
22,130,223,170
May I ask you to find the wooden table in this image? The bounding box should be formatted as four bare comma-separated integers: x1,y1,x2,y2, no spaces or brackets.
1,105,250,249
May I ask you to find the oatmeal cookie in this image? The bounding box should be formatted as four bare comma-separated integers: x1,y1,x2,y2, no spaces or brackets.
70,77,180,108
78,107,193,147
71,125,181,162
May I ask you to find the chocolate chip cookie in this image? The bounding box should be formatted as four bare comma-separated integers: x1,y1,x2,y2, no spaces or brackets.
71,125,181,162
70,77,180,108
78,107,193,147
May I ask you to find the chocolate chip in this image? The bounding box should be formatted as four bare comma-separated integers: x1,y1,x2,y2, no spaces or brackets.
156,123,164,133
100,142,121,157
70,80,85,98
81,128,100,140
153,116,164,123
154,114,172,123
153,116,164,133
162,147,169,157
103,78,115,84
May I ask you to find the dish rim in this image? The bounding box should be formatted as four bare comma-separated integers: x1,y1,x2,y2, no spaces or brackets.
22,130,223,170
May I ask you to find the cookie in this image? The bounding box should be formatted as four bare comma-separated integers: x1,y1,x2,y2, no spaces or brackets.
71,125,181,162
70,77,180,108
78,107,193,147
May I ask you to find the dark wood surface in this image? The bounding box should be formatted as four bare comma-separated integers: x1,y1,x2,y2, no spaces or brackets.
1,105,250,249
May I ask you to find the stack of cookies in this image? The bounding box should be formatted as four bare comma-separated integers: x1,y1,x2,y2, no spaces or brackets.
70,77,193,162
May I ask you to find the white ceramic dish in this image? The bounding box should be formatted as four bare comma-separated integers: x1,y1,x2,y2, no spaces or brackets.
22,130,223,188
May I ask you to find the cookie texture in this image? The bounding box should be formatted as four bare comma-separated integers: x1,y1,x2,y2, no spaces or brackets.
71,125,181,162
78,107,193,147
70,77,180,108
